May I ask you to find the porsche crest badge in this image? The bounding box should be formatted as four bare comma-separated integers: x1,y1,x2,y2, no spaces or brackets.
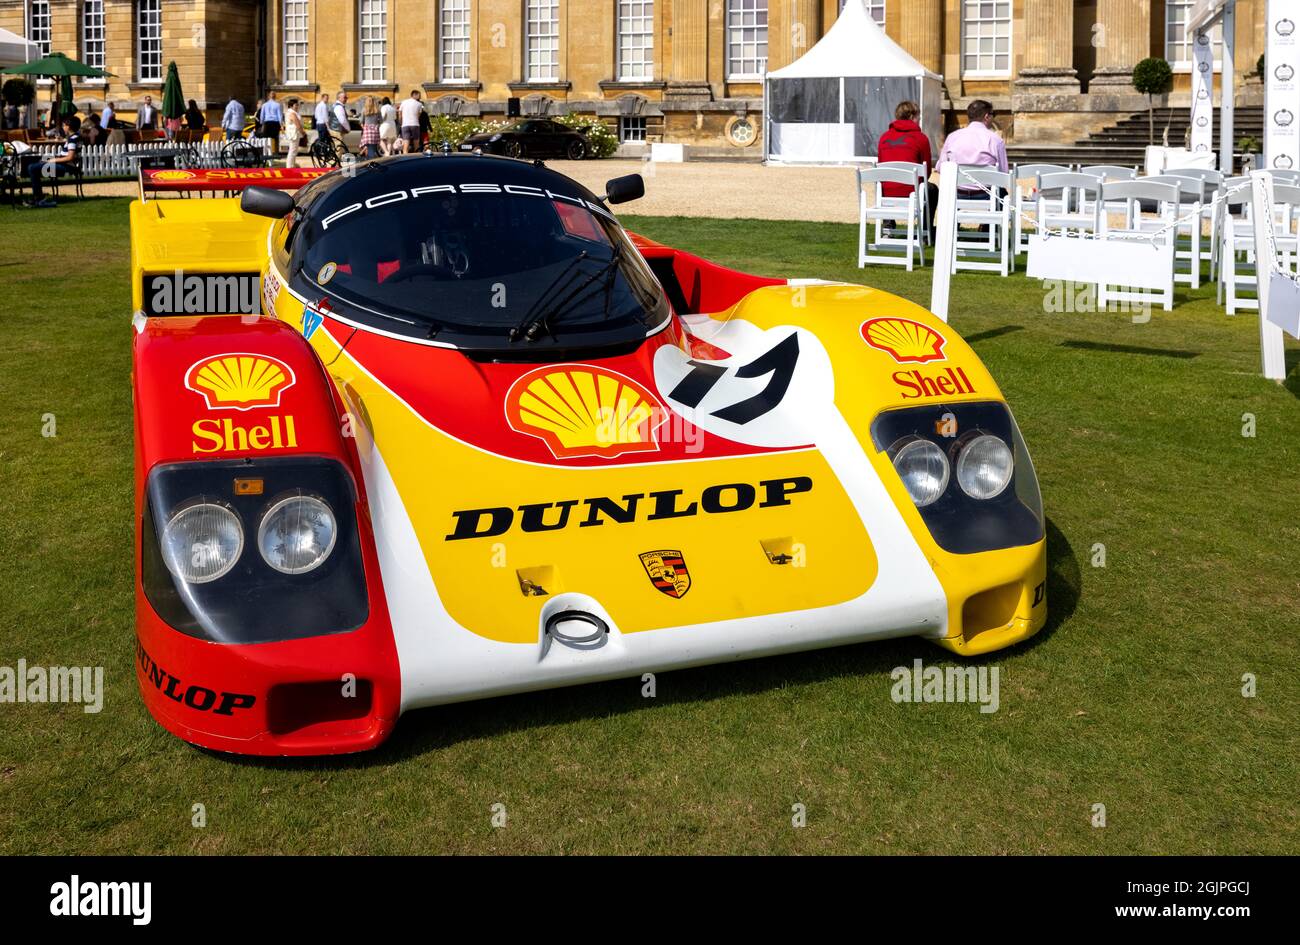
639,550,691,599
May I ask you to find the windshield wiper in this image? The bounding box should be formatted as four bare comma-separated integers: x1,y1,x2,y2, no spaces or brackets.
509,251,589,342
511,245,623,343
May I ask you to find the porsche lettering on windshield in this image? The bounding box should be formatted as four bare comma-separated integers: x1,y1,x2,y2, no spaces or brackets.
319,184,615,231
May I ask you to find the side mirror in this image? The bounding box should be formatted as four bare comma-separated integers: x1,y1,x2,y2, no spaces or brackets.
240,185,295,219
604,174,645,205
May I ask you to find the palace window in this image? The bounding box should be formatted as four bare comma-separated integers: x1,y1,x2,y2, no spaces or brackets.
525,0,560,81
841,0,885,26
617,2,654,81
82,1,105,71
28,1,51,57
1165,0,1223,71
960,1,1011,77
137,0,162,82
619,116,646,142
359,0,388,83
283,1,309,84
440,0,471,82
726,0,768,80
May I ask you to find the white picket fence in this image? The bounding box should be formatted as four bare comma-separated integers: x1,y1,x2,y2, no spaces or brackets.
23,138,273,179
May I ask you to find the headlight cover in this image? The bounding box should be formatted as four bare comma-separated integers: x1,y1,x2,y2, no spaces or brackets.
161,501,243,584
889,436,950,507
954,433,1014,500
871,402,1044,555
258,494,337,574
142,457,369,644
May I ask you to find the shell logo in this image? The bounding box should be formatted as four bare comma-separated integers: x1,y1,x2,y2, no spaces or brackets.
860,317,947,364
185,353,297,411
505,365,665,460
153,170,196,182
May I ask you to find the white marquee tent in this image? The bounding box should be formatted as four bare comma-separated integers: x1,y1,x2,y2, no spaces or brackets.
763,0,942,164
0,27,39,69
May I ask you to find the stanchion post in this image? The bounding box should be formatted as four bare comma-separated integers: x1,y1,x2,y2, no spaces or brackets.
1249,170,1288,381
929,160,958,322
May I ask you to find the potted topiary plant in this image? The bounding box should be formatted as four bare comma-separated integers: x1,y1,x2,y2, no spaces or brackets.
1132,57,1174,145
1238,135,1262,173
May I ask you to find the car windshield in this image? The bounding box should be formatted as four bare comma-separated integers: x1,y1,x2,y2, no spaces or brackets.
292,158,666,347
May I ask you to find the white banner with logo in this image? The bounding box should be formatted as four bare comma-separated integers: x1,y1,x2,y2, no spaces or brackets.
1265,0,1300,171
1190,29,1215,155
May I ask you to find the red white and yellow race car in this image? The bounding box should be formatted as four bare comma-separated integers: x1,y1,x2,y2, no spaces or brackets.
129,158,1046,755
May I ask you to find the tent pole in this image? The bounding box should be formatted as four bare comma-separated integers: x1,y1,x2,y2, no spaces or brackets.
763,76,769,163
1221,2,1235,174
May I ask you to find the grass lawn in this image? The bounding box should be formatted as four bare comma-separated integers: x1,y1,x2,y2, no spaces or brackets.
0,197,1296,855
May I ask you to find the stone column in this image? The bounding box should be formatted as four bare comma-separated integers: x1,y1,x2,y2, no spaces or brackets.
1092,0,1152,89
899,0,943,77
768,0,822,73
1016,0,1079,92
667,0,711,99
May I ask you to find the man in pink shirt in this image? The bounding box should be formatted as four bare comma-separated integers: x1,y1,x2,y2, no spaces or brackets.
937,100,1008,194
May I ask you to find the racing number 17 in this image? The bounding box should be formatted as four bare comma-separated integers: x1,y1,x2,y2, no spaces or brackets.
668,333,800,424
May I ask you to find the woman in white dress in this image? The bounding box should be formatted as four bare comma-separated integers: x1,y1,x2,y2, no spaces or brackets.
379,97,398,156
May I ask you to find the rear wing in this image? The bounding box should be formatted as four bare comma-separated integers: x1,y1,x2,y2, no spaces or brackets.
138,166,335,201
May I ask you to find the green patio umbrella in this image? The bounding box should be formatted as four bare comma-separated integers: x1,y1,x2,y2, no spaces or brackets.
57,74,74,116
0,51,114,79
161,61,184,122
0,52,112,128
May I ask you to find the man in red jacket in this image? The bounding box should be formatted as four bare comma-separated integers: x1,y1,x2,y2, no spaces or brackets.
876,101,936,239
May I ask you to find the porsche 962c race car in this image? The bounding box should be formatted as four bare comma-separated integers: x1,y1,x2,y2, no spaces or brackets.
128,156,1047,755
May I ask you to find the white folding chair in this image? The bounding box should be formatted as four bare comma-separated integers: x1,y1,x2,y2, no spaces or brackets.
857,166,925,271
1035,172,1102,237
1145,174,1206,289
1013,163,1069,252
952,167,1013,276
1077,165,1138,225
876,160,930,246
1219,180,1300,314
1098,179,1180,311
1164,167,1222,280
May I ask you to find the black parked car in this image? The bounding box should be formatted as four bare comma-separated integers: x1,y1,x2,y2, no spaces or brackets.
460,119,591,160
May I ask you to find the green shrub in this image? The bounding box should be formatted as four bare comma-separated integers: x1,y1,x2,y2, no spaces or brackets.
553,113,619,158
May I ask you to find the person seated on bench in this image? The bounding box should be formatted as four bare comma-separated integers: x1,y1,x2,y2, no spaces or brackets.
25,115,80,209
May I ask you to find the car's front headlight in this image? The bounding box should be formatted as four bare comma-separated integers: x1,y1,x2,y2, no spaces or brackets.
258,494,337,574
143,457,369,644
162,500,243,584
889,436,949,508
871,402,1044,555
954,433,1014,500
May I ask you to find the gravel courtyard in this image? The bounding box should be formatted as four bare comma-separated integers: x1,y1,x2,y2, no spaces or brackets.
82,158,862,223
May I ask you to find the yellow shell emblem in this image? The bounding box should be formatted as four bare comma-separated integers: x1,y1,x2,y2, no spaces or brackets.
185,353,297,411
505,365,663,460
153,170,196,182
860,317,947,364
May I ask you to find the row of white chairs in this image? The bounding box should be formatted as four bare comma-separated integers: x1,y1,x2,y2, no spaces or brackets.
857,161,1300,314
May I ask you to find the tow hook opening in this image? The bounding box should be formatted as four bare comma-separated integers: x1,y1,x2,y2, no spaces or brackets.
545,611,608,650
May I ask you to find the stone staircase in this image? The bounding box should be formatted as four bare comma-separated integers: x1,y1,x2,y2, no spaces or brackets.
1007,106,1265,169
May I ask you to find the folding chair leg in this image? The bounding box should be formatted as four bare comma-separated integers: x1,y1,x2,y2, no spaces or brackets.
858,193,867,268
1190,222,1200,290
